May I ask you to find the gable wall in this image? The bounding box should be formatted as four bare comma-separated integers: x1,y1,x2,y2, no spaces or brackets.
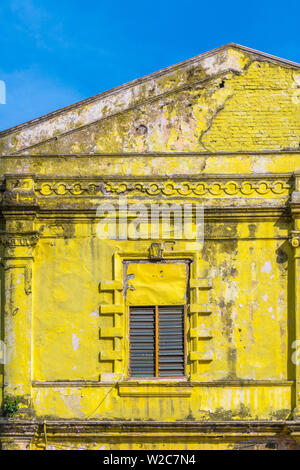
1,47,300,450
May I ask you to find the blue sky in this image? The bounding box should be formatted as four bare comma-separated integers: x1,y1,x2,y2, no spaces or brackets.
0,0,299,131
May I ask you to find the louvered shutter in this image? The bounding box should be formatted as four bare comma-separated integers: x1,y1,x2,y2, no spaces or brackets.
130,306,185,377
158,306,185,377
130,307,155,377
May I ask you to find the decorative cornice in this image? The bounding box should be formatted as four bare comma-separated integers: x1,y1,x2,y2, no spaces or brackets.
2,419,300,449
2,419,300,436
35,177,292,198
0,421,38,438
28,206,289,224
0,231,40,248
2,150,300,158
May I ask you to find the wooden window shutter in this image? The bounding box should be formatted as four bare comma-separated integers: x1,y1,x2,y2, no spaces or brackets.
129,307,155,377
158,306,185,377
129,306,185,377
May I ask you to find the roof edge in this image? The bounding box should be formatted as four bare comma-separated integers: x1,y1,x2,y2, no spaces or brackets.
1,43,299,137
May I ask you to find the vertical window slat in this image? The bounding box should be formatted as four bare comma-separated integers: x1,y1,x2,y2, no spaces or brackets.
155,305,159,377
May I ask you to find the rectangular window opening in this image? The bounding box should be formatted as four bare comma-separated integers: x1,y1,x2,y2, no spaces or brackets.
129,306,185,378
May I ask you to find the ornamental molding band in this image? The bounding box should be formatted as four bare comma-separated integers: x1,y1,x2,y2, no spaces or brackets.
34,177,292,197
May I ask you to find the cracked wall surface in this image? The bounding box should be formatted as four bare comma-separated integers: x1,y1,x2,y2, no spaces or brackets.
1,44,300,450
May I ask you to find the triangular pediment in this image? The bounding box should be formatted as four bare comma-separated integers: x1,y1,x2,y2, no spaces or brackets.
1,43,300,155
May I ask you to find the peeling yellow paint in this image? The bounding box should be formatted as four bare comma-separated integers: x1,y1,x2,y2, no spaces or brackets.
1,44,300,450
125,262,188,305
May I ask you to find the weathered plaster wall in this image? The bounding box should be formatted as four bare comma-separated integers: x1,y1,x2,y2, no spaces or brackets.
24,60,300,154
1,44,300,449
29,217,291,422
0,45,299,156
33,222,289,387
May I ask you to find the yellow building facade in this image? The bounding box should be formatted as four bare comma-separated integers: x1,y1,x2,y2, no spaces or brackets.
1,44,300,449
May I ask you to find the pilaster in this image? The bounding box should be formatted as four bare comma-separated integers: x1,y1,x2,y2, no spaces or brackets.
289,171,300,418
0,175,39,419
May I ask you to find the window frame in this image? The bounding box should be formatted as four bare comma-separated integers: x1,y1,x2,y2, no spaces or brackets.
128,304,187,379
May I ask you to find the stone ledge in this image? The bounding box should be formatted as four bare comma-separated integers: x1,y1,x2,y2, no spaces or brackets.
2,418,300,435
31,379,295,387
117,383,192,397
2,419,300,449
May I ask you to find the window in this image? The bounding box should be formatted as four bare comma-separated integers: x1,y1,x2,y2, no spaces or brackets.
129,306,185,377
